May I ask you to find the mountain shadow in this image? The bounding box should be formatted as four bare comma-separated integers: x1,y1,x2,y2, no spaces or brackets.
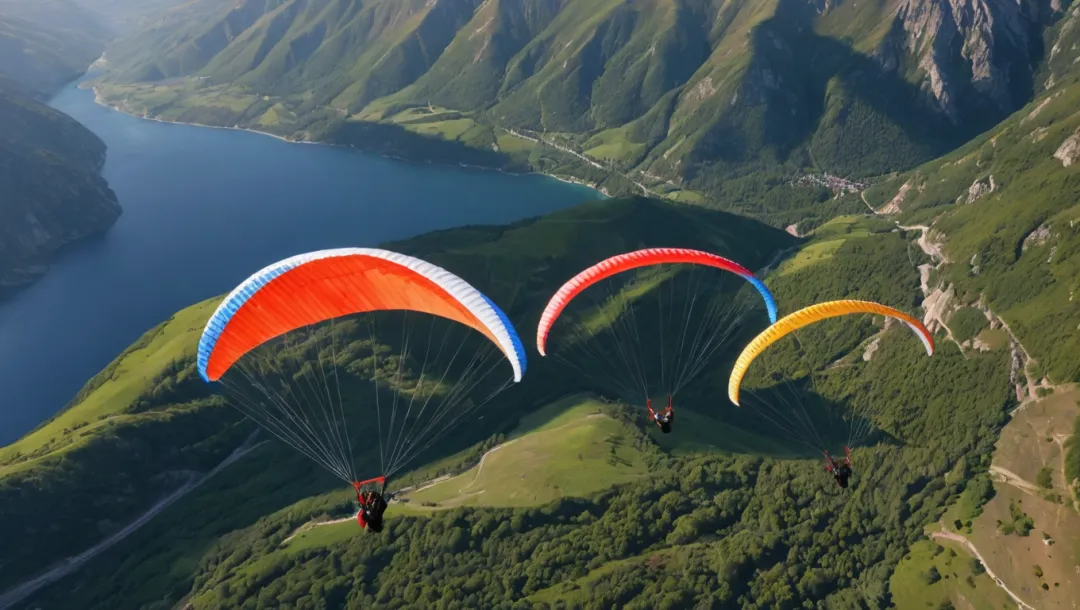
694,0,1039,181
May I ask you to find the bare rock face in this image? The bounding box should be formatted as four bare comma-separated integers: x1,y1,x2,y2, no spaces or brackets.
964,174,995,202
1021,223,1052,251
883,0,1038,124
879,178,913,214
1054,128,1080,166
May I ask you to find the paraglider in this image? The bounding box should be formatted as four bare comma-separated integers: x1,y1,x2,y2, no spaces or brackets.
727,299,933,406
726,299,934,486
647,396,674,433
197,248,527,530
824,447,853,489
537,248,776,430
354,476,389,532
536,247,777,357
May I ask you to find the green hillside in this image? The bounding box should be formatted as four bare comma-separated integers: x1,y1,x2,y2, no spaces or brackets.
890,539,1015,610
0,197,795,599
0,75,121,298
4,2,1080,608
5,191,1024,608
400,397,650,510
0,2,125,298
88,0,1063,219
279,396,655,554
863,56,1080,388
0,7,109,94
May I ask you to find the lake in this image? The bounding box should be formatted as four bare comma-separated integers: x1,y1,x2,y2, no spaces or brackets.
0,82,600,445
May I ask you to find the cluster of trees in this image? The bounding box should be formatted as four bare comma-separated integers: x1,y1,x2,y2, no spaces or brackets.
179,369,1008,610
1066,412,1080,497
947,308,990,345
176,447,936,609
997,501,1035,536
951,474,995,533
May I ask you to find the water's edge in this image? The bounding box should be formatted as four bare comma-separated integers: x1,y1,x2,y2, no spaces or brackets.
86,83,610,198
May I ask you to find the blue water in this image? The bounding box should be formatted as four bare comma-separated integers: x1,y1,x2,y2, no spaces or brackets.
0,83,599,445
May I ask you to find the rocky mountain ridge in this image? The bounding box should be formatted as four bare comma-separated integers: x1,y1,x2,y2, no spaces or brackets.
93,0,1075,194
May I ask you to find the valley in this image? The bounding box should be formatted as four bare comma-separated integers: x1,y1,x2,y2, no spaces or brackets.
1,0,1079,608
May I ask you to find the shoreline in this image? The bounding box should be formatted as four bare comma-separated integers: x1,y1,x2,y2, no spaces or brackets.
88,85,610,197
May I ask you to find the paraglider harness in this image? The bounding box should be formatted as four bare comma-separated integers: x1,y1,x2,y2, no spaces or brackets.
647,396,675,434
824,447,853,489
353,476,389,533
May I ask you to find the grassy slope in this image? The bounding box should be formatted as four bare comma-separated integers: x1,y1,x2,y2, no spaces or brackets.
284,396,652,553
910,387,1080,609
969,483,1080,608
994,388,1080,488
775,215,879,277
890,539,1015,610
0,299,218,474
863,67,1080,385
402,397,649,509
967,388,1080,608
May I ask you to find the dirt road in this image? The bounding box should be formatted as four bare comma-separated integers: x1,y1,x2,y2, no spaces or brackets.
931,528,1037,610
990,465,1044,497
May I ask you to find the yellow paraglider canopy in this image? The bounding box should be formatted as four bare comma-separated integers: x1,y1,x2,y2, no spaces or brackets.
728,299,934,406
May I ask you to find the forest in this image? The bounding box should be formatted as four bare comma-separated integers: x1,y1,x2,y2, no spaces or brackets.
13,200,1018,610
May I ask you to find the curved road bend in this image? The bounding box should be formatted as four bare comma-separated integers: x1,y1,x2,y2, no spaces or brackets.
931,529,1036,610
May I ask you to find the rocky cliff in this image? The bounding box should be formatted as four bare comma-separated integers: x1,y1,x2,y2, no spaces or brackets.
0,86,121,296
874,0,1058,128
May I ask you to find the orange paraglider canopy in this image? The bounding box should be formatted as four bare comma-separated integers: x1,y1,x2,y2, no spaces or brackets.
198,248,526,383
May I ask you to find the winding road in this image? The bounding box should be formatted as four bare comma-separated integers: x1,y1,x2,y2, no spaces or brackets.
0,436,262,610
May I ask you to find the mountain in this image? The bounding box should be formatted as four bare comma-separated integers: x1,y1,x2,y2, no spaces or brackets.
0,0,198,38
0,10,121,297
91,0,1067,207
863,3,1080,390
0,85,121,296
2,1,1078,608
0,10,109,94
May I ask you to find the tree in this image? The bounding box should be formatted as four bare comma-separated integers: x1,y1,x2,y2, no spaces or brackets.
1036,467,1053,489
926,566,942,584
